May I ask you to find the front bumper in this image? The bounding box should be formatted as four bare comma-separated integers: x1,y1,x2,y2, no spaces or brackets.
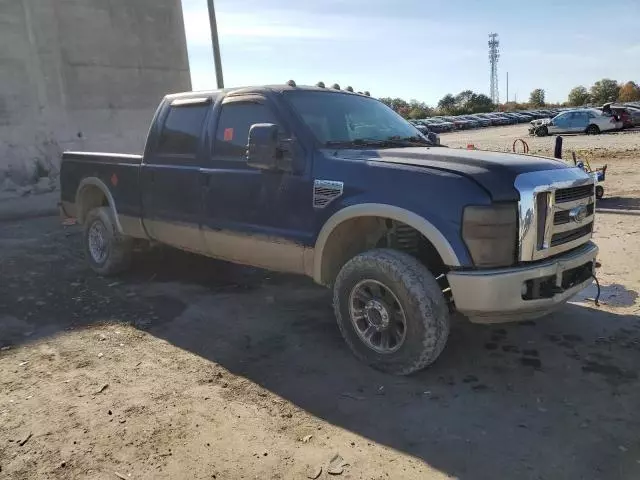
447,242,598,324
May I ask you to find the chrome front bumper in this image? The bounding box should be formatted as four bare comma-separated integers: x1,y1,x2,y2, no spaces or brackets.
447,242,598,324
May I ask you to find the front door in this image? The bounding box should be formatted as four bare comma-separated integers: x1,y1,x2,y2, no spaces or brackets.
549,112,571,134
140,98,210,254
200,96,314,274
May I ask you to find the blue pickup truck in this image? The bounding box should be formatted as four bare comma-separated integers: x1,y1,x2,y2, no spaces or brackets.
60,84,598,374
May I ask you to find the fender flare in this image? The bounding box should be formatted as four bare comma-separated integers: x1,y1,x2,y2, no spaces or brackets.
313,203,460,284
75,177,123,233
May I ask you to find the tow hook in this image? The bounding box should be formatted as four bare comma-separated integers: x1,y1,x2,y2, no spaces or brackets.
591,274,601,307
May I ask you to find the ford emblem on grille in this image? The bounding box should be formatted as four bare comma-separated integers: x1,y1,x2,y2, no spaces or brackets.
569,204,588,223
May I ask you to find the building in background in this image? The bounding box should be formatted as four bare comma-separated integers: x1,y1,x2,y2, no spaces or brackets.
0,0,191,185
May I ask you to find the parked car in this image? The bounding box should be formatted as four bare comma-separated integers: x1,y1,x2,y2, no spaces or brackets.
529,109,620,136
602,104,634,129
419,118,454,133
624,106,640,126
59,83,598,375
484,113,513,125
476,113,505,126
454,116,480,129
440,116,474,130
459,115,490,127
502,113,528,123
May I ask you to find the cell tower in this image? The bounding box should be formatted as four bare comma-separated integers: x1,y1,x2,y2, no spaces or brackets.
488,33,500,104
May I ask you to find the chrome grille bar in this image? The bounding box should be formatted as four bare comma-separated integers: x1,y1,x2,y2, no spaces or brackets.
515,168,595,262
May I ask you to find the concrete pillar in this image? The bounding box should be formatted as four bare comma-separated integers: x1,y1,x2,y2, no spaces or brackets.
0,0,191,185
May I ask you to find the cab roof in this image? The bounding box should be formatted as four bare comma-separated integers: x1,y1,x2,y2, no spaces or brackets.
164,84,369,103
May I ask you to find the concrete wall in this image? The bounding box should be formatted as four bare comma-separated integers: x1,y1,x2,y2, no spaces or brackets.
0,0,191,185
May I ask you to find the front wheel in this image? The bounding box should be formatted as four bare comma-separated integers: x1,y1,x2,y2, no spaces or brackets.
333,249,450,375
595,185,604,199
535,125,548,137
586,124,600,135
83,207,133,275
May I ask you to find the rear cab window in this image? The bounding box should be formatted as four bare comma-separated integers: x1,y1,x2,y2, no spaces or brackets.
155,99,211,161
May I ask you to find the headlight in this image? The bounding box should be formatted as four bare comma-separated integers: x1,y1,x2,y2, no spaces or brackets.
462,204,518,267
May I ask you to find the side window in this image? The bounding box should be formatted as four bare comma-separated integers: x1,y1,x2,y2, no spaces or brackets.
214,102,279,160
554,113,568,124
157,104,210,156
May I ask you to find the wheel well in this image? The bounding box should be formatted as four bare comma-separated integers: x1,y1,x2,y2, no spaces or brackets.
319,216,446,286
77,185,109,224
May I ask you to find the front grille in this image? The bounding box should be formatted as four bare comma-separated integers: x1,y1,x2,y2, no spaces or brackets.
554,203,595,225
550,223,593,247
554,185,593,203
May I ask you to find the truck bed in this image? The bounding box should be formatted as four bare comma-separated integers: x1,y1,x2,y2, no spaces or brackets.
60,151,143,223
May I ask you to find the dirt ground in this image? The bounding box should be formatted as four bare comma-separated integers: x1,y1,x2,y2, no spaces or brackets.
1,134,640,479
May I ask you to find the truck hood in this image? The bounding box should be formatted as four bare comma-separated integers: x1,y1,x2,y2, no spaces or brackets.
336,146,570,202
530,118,552,127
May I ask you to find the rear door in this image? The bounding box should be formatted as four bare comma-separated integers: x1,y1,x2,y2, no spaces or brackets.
140,98,211,254
569,112,589,132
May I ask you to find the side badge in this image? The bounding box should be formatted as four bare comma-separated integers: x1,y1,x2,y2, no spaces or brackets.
313,180,343,209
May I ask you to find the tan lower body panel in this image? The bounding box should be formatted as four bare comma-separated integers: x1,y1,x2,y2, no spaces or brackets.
119,215,148,239
203,227,310,275
144,219,208,255
138,219,311,276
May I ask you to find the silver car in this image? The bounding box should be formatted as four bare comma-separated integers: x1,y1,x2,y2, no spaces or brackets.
530,109,621,136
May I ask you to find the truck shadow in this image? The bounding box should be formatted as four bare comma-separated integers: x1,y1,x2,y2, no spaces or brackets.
131,253,640,479
2,218,640,479
598,196,640,212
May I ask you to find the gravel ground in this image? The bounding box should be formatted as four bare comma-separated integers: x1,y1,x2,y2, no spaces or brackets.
441,124,640,157
1,154,639,479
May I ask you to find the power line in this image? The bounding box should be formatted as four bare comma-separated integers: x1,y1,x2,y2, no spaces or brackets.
488,33,499,104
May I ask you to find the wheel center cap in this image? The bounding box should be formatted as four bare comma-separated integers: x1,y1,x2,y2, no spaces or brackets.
364,300,390,330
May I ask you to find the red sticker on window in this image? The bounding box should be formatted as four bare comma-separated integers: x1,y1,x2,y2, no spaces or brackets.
223,128,234,141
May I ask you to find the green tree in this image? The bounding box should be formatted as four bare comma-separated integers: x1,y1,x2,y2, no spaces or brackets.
529,89,545,107
407,100,433,119
437,94,457,115
567,86,590,106
466,93,494,113
618,81,640,102
590,79,620,105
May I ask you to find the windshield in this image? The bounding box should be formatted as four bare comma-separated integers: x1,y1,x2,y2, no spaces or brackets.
283,90,426,147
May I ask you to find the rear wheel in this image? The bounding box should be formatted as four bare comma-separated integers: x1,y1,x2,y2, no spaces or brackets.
586,124,600,135
535,125,548,137
83,207,133,275
333,249,449,375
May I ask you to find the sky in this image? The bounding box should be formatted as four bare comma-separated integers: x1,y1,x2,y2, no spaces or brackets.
181,0,640,106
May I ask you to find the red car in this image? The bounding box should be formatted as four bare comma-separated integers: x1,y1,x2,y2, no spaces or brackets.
603,103,633,129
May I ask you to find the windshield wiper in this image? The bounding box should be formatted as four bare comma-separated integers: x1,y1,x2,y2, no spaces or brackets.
325,138,389,148
325,136,432,149
386,135,433,146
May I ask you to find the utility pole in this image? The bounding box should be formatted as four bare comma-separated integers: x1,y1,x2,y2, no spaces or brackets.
506,72,509,104
207,0,224,88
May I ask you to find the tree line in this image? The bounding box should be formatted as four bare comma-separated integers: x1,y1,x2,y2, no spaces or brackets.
379,78,640,119
567,80,640,106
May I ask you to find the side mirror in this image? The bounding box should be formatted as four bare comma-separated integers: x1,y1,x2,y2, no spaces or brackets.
427,132,440,145
247,123,280,170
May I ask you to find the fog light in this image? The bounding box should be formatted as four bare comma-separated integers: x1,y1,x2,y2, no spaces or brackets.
521,283,528,297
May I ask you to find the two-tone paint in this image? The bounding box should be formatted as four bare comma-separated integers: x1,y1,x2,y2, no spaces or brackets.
60,85,595,307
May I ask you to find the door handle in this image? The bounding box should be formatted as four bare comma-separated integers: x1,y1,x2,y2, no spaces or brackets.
199,171,210,187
